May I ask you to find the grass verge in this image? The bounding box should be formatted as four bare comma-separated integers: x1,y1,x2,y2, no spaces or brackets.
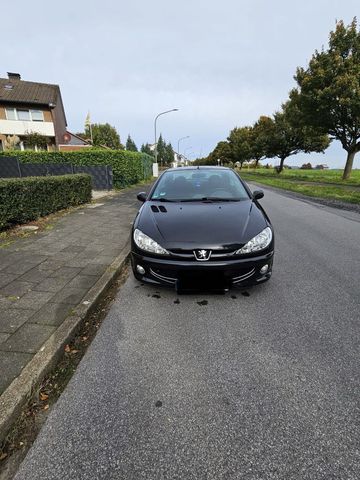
238,168,360,186
240,172,360,204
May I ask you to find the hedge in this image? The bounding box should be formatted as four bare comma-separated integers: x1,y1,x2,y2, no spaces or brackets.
0,174,92,230
0,150,154,188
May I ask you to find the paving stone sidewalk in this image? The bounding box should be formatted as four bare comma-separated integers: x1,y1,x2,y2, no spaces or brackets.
0,185,146,395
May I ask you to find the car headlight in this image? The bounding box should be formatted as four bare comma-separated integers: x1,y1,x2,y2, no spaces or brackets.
236,227,272,254
133,229,169,255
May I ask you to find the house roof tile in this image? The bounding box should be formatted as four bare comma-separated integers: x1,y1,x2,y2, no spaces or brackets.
0,77,60,105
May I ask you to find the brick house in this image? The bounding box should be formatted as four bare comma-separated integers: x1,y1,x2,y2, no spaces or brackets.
0,72,89,151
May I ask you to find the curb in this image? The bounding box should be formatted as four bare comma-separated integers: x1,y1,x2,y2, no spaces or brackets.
0,239,131,444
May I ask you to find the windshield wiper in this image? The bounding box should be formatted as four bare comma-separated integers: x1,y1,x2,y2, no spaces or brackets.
206,197,240,202
180,197,239,202
152,198,176,202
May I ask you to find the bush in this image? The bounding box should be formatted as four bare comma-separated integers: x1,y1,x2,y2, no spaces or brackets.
300,163,313,170
0,150,154,188
0,174,92,230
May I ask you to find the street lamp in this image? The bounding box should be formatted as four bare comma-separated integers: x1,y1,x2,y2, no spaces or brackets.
154,108,178,176
177,135,190,160
183,147,193,166
183,146,193,157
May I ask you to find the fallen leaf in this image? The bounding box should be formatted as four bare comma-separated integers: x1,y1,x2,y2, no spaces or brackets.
0,452,8,461
71,349,79,354
64,345,71,353
43,404,49,411
82,336,88,342
39,392,49,401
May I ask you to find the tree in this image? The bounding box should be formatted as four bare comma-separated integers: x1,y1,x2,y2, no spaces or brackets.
141,143,154,156
156,134,164,163
290,18,360,179
300,162,313,169
89,123,123,149
208,141,233,166
250,116,276,166
227,127,252,169
192,156,211,166
25,131,49,150
268,101,329,173
164,143,175,166
126,135,138,151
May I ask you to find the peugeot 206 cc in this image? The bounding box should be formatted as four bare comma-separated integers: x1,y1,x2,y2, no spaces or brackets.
131,167,274,292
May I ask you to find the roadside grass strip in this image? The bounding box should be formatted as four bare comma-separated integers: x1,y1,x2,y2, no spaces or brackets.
240,168,360,186
240,173,360,204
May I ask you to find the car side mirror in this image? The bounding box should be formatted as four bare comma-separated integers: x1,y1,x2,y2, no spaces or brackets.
137,192,147,202
253,190,264,200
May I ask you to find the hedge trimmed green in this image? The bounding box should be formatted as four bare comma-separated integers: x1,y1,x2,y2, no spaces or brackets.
0,174,92,230
0,150,154,188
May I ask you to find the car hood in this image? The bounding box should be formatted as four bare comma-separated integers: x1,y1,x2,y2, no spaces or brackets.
136,200,268,250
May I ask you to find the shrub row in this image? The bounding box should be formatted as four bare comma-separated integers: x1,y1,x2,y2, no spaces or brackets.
0,150,154,188
0,174,92,230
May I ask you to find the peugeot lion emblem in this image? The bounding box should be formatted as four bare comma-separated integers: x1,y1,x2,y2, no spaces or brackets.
194,249,212,261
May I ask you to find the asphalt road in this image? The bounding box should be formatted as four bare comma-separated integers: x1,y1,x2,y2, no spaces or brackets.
15,187,360,480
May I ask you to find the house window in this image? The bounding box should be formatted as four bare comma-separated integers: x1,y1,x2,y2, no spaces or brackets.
30,110,44,121
4,108,45,122
17,109,31,121
5,108,16,120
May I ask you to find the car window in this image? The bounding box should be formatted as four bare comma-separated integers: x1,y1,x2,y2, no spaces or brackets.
151,169,250,201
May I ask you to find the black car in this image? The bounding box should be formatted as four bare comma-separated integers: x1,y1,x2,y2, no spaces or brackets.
131,166,274,292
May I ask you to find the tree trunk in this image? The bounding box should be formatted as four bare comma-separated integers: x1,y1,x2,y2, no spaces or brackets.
276,157,286,174
342,149,356,180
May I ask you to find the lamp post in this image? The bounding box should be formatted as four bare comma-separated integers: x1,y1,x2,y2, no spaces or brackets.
183,147,193,166
177,135,190,162
184,146,193,158
154,109,178,176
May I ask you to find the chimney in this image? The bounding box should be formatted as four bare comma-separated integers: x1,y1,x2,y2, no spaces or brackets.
7,72,21,81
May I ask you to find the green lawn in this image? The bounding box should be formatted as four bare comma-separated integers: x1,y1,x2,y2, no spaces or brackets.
239,168,360,186
239,169,360,204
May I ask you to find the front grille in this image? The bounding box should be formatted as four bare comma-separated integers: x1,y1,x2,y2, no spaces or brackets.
149,266,256,287
167,248,237,261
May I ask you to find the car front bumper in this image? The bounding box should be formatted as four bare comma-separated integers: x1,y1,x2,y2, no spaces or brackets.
131,249,274,291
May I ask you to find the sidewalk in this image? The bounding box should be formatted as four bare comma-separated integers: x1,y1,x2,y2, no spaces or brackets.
0,184,148,410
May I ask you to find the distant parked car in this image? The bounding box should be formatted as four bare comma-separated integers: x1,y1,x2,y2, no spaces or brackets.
131,167,274,292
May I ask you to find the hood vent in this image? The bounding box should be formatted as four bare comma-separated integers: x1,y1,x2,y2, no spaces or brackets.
151,205,167,213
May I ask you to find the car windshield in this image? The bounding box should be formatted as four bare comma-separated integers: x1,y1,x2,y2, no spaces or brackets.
150,169,250,202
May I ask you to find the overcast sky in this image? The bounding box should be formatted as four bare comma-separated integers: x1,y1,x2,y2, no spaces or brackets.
2,0,359,168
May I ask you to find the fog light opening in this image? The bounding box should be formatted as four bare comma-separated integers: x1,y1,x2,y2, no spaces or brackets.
260,264,269,275
136,265,145,275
